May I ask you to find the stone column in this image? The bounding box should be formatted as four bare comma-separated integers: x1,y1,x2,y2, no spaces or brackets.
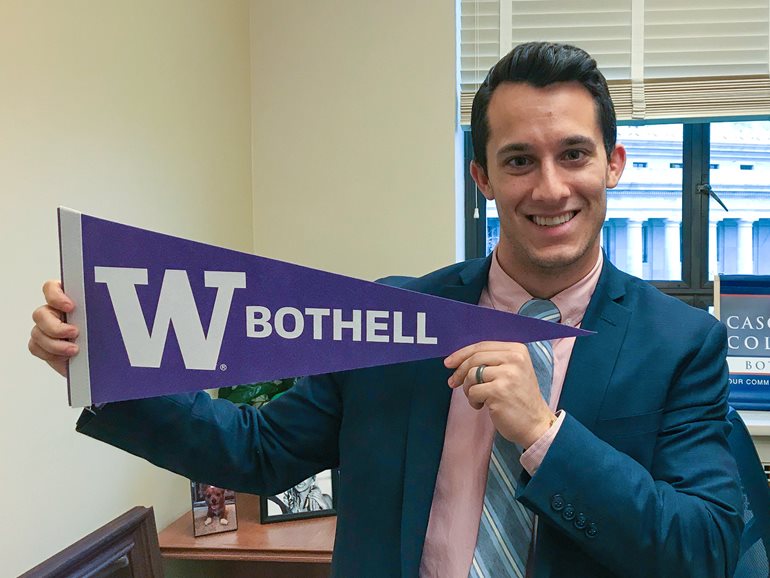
664,219,681,280
737,219,754,274
708,220,718,279
625,219,644,278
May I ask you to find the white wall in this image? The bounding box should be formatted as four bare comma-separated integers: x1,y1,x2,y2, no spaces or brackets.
250,0,458,280
0,1,252,574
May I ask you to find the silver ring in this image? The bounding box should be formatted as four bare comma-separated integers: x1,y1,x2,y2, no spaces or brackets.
475,364,487,384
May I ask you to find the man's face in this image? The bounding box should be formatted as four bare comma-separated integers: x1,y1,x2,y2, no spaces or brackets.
471,81,625,287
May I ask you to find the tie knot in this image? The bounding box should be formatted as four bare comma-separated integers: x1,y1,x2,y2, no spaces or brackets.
518,298,561,323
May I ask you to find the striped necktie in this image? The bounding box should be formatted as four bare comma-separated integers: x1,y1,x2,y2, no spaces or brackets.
470,298,561,578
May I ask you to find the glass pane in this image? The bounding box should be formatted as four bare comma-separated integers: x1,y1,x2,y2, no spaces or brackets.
485,209,498,256
709,120,770,279
607,124,683,281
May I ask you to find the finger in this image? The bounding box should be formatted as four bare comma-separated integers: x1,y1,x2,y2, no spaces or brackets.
462,364,501,398
30,325,79,357
444,340,531,368
28,339,69,377
27,337,65,365
448,347,528,388
448,351,501,387
42,279,74,313
444,341,505,368
466,381,494,410
32,305,79,340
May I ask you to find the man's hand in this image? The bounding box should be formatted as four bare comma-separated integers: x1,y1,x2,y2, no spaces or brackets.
28,280,79,377
444,341,556,448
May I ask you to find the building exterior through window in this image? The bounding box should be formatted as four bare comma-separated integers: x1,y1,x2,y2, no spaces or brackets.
483,121,770,282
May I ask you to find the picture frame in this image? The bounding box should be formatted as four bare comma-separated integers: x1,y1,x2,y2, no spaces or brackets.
260,469,339,524
190,482,238,537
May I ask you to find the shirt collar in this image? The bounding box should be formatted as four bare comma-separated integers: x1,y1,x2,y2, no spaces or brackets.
485,249,603,328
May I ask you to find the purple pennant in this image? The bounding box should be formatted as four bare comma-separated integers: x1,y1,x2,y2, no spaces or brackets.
58,208,590,407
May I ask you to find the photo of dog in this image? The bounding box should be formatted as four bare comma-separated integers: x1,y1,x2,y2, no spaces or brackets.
190,481,238,537
203,485,229,526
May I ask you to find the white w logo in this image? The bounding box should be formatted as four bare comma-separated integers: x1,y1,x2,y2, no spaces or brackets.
94,267,246,370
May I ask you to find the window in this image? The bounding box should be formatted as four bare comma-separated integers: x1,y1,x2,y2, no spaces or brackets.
464,120,770,309
709,121,770,279
611,125,683,282
459,1,770,308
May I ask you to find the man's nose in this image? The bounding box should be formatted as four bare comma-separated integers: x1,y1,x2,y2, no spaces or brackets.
532,162,570,202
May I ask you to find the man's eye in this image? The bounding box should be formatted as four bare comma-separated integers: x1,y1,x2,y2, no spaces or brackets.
564,149,585,161
508,156,530,168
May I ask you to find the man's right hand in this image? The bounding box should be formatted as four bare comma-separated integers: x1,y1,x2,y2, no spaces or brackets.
29,280,79,377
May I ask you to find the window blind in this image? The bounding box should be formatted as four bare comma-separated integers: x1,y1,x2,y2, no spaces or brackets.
460,0,770,124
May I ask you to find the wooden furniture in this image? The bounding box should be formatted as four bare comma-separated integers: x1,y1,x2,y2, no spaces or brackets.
158,493,335,576
21,506,163,578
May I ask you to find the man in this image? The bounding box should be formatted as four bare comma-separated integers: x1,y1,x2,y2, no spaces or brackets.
29,42,742,577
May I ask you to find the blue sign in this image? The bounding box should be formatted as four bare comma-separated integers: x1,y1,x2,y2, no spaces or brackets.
719,274,770,410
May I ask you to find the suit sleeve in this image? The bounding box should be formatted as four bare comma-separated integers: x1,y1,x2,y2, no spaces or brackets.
518,320,743,578
75,372,344,495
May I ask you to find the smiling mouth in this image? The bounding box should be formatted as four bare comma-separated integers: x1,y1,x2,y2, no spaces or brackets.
530,212,577,227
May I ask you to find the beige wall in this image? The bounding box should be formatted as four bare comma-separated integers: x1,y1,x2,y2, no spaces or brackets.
250,0,459,280
0,1,252,574
1,0,458,573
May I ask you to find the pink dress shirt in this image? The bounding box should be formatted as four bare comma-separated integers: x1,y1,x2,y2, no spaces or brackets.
419,251,604,578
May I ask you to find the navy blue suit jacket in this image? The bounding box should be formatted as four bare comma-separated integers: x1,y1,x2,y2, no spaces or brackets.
77,256,742,577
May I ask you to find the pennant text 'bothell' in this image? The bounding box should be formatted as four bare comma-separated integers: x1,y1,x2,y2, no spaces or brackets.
58,208,589,407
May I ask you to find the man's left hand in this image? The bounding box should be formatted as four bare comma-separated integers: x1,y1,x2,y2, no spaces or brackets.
444,341,556,448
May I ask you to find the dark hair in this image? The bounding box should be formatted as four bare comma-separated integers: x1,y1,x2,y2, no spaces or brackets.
471,42,616,171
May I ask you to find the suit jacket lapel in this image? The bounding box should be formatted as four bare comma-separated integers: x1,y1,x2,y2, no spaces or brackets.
399,256,492,578
559,259,631,430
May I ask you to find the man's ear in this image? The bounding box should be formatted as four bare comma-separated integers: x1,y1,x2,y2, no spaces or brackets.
470,160,495,200
606,143,627,189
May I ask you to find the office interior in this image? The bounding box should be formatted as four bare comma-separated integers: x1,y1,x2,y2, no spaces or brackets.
2,1,768,576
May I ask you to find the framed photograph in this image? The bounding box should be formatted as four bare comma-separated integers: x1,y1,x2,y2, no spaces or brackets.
260,469,339,524
190,482,238,537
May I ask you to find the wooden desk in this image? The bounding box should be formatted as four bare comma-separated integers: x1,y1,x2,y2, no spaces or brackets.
158,493,334,577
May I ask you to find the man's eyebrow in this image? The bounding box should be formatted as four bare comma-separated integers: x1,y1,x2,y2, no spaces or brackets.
496,142,531,158
562,135,597,148
495,136,598,159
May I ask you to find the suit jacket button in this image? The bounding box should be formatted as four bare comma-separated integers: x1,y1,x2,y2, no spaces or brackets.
562,504,575,521
551,494,565,511
585,523,598,539
574,513,587,530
